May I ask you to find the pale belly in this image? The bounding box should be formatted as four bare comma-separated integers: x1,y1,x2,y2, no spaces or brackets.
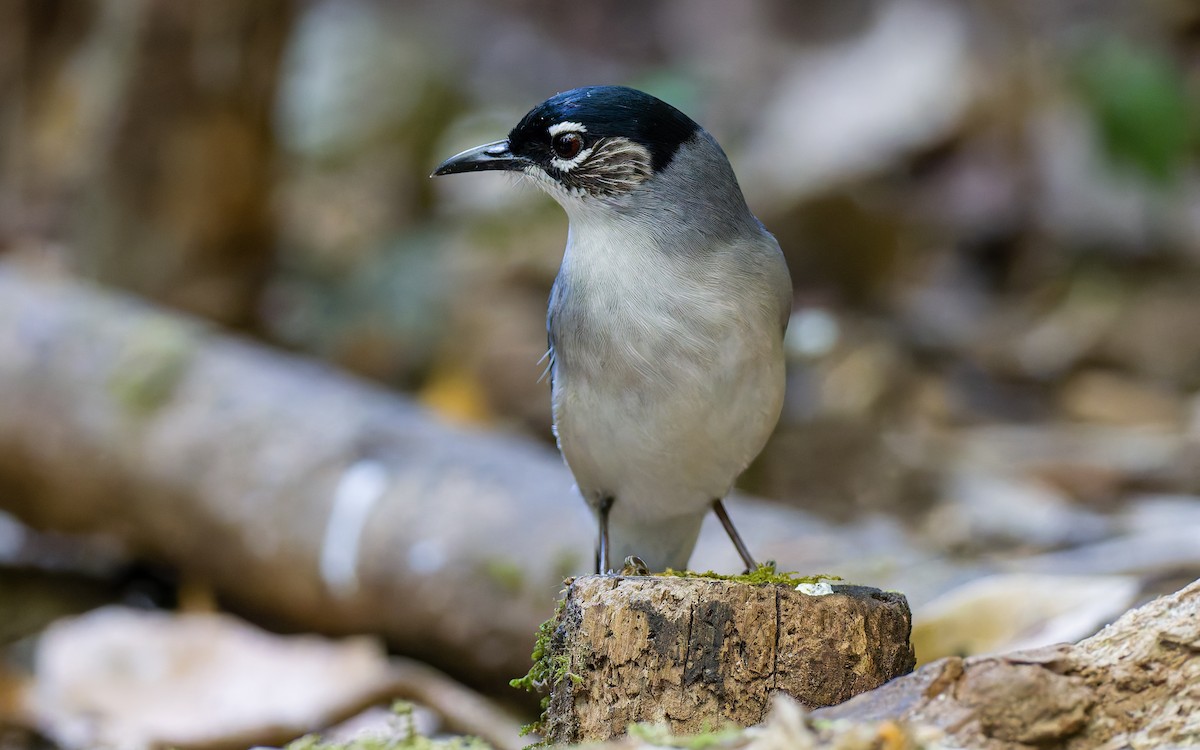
551,329,785,525
544,208,791,570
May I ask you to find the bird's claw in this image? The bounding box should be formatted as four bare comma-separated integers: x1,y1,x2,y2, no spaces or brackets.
621,555,649,576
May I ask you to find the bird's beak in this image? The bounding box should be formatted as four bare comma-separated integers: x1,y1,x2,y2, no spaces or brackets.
431,139,529,177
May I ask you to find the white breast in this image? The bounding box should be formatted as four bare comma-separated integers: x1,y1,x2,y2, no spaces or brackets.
548,211,786,527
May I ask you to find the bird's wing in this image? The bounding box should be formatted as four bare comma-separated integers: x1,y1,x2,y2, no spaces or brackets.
542,274,564,387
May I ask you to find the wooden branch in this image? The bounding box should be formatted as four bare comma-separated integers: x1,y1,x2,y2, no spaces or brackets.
542,575,915,743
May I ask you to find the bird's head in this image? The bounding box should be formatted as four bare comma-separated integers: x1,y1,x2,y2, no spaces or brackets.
432,86,703,206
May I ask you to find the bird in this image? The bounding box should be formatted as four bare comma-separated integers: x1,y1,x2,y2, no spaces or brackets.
432,86,791,574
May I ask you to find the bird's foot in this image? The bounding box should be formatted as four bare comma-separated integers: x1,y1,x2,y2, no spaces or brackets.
746,559,778,576
620,555,649,576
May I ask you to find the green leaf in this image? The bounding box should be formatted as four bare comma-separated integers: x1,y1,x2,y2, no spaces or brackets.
1074,37,1196,183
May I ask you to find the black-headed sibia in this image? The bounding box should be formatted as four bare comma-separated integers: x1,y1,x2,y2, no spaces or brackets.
433,86,791,574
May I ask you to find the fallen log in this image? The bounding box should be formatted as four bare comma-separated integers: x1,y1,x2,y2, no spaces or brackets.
0,263,841,692
814,576,1200,748
538,574,915,743
0,262,591,689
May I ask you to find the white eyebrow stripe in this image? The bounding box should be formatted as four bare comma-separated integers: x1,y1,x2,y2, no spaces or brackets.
549,121,587,136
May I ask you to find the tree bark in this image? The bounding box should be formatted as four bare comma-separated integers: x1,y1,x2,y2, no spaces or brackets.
543,575,915,744
77,0,295,326
0,1,294,326
814,577,1200,749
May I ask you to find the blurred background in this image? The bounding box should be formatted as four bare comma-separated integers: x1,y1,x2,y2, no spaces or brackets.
1,0,1199,748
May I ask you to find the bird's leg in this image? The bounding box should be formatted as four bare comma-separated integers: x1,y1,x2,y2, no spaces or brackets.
595,496,614,574
713,499,758,572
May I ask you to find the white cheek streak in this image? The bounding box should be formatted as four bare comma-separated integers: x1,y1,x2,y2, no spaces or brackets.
549,121,587,136
523,166,586,200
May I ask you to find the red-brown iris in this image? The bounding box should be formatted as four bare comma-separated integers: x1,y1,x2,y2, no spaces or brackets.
552,131,583,160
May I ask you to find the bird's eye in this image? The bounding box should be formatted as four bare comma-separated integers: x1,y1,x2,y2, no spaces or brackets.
552,131,583,160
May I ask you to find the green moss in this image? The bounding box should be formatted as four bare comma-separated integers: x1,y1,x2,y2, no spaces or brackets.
284,735,489,750
626,721,744,749
480,559,525,594
283,701,491,750
509,597,578,741
507,567,844,744
655,562,841,587
107,319,197,415
550,549,582,583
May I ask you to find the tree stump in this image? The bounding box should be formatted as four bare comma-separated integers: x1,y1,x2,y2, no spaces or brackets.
542,575,915,743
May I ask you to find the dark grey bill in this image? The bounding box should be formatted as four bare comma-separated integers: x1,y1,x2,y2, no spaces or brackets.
431,139,529,177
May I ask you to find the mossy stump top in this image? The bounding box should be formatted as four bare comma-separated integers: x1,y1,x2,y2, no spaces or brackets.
540,574,915,744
